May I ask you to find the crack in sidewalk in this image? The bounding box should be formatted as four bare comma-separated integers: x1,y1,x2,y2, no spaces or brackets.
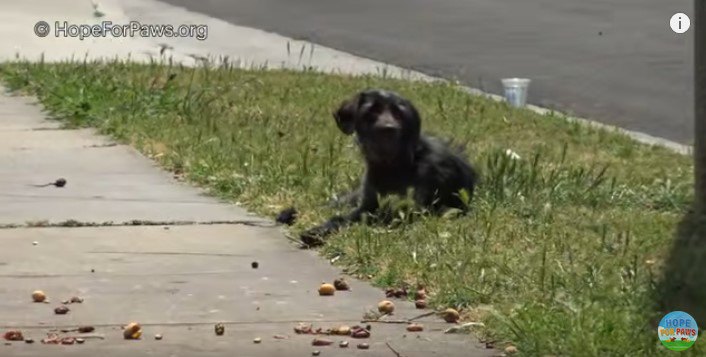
0,218,279,229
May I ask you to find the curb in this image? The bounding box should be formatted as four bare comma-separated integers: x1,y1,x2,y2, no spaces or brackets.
456,86,693,156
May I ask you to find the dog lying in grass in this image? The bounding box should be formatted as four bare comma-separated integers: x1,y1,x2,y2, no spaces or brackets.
278,89,478,247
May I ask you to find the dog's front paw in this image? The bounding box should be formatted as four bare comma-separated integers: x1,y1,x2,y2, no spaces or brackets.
275,207,298,226
300,226,328,247
299,217,346,248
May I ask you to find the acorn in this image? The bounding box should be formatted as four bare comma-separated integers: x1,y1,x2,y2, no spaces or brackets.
414,299,427,309
54,306,69,315
78,326,95,333
384,288,396,298
331,325,351,335
123,322,142,339
406,323,424,332
3,330,23,341
377,300,395,314
333,278,350,291
31,290,47,303
318,283,335,296
70,296,84,303
442,308,460,323
214,323,225,336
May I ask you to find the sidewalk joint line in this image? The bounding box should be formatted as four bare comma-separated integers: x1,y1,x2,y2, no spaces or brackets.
0,219,278,229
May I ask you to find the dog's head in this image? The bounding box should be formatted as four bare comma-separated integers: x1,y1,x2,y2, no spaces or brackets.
333,89,421,163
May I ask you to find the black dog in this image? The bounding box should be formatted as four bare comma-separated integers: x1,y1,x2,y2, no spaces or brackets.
297,89,478,246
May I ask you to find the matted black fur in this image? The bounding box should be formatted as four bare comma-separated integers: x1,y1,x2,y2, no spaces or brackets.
298,89,478,247
275,207,298,226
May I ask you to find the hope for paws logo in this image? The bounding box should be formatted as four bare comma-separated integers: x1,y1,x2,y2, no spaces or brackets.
658,311,698,351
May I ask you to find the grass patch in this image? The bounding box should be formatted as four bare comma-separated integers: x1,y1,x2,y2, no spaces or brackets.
0,58,700,356
661,340,695,352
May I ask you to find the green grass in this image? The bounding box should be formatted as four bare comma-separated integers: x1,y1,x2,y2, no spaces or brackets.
0,58,701,356
661,340,695,352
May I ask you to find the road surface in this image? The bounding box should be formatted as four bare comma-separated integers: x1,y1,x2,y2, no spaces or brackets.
161,0,695,144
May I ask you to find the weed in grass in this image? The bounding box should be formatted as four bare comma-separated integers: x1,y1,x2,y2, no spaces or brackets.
0,59,699,356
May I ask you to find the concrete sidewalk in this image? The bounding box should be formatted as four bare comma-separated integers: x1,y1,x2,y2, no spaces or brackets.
0,0,430,79
0,1,496,355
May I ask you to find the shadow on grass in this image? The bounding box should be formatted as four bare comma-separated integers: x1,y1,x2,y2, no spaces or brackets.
654,208,706,352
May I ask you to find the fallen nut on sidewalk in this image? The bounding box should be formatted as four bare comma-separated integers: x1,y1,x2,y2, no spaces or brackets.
329,325,351,335
311,338,333,346
406,323,424,332
357,342,370,349
3,330,24,341
123,322,142,340
70,296,84,303
505,345,519,354
377,300,395,314
350,326,370,339
318,283,335,296
214,323,225,336
54,306,70,315
333,277,350,291
442,308,460,323
294,323,313,334
31,290,47,303
78,326,95,333
385,287,407,298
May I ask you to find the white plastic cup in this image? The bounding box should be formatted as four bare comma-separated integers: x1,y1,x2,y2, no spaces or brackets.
501,78,531,108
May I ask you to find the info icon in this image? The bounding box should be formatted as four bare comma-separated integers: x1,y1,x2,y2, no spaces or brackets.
658,311,698,351
670,13,690,34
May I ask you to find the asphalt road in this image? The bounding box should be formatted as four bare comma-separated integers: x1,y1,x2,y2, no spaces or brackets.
160,0,694,144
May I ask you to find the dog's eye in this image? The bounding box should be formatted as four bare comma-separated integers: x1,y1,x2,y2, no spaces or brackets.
389,103,406,118
363,113,377,124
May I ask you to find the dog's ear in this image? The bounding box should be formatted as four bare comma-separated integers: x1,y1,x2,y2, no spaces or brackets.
333,95,360,135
